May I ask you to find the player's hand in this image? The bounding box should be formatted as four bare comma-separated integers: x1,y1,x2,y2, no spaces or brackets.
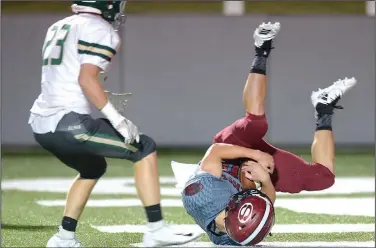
101,102,140,144
241,161,271,184
256,151,274,174
124,118,140,143
114,117,140,144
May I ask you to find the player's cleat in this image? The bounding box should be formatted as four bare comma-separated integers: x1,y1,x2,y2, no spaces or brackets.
311,77,357,118
253,22,281,50
46,226,82,248
142,223,202,247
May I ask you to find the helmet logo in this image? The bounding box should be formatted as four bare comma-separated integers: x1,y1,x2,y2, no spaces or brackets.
238,203,253,224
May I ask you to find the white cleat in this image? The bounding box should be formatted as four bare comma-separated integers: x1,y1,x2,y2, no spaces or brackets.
46,226,82,248
311,77,357,117
142,223,202,247
253,21,281,48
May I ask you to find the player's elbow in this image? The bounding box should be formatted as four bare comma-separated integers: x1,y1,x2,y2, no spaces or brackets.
200,144,223,178
208,143,222,153
203,144,222,160
208,143,233,156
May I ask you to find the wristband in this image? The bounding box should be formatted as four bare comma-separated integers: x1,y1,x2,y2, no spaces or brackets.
101,102,123,125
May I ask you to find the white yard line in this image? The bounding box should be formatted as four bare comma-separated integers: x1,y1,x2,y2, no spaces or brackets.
3,177,375,195
91,223,375,234
37,199,184,207
275,197,375,217
131,241,376,247
36,197,375,217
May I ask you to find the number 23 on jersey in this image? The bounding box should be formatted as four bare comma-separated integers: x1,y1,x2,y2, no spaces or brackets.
42,24,71,66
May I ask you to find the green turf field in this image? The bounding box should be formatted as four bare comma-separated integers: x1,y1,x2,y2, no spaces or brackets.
1,150,375,247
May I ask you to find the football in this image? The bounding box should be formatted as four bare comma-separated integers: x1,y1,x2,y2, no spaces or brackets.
239,163,262,189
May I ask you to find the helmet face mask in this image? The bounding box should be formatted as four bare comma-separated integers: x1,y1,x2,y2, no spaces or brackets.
112,1,127,31
224,189,275,246
72,1,127,31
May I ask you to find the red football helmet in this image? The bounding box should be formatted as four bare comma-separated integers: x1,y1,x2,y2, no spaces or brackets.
224,189,275,246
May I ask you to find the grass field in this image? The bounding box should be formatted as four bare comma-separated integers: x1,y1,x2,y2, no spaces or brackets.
1,150,375,247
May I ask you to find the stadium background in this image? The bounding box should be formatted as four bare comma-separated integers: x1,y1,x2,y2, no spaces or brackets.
1,1,375,247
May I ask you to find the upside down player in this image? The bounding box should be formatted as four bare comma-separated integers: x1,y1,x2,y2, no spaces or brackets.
28,1,200,247
182,22,357,245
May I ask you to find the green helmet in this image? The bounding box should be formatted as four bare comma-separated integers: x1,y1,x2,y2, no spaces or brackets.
72,1,127,30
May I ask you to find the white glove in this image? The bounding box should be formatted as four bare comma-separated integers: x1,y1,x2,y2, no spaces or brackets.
101,102,140,144
115,117,140,144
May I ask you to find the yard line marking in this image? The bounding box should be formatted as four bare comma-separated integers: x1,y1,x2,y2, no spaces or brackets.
91,223,375,234
37,199,184,207
131,241,376,247
3,177,375,195
276,197,375,217
2,177,181,196
37,197,375,217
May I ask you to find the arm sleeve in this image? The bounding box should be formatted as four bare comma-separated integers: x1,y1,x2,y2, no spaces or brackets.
77,26,120,71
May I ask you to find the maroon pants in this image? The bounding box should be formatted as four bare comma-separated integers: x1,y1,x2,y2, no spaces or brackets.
213,113,334,193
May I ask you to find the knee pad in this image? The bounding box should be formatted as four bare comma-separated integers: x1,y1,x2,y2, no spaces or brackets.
133,134,157,162
79,160,107,179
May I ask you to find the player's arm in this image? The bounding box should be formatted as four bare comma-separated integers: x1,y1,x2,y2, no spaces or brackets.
200,143,262,178
78,62,134,141
77,26,120,111
77,26,139,143
260,179,276,204
78,44,126,135
242,162,276,204
78,64,108,109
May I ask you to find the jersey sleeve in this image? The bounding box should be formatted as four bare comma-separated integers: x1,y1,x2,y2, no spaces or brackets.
77,26,120,71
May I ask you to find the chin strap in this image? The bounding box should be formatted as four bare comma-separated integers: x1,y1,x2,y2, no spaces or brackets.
208,221,227,236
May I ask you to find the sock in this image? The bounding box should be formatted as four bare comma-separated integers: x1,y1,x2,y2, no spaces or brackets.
61,216,78,232
250,55,267,75
316,114,333,131
145,204,163,223
250,40,273,75
315,102,335,131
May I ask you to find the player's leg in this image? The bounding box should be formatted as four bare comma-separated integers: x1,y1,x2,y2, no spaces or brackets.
310,77,357,172
257,140,335,193
75,118,163,214
72,117,163,210
59,155,106,223
34,132,106,248
213,22,280,147
244,22,281,115
311,131,335,172
133,152,162,209
62,113,201,246
260,77,357,193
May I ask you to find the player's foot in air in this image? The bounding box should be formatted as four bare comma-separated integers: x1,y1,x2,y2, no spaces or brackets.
142,221,202,247
311,77,357,118
253,21,281,55
46,226,81,247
